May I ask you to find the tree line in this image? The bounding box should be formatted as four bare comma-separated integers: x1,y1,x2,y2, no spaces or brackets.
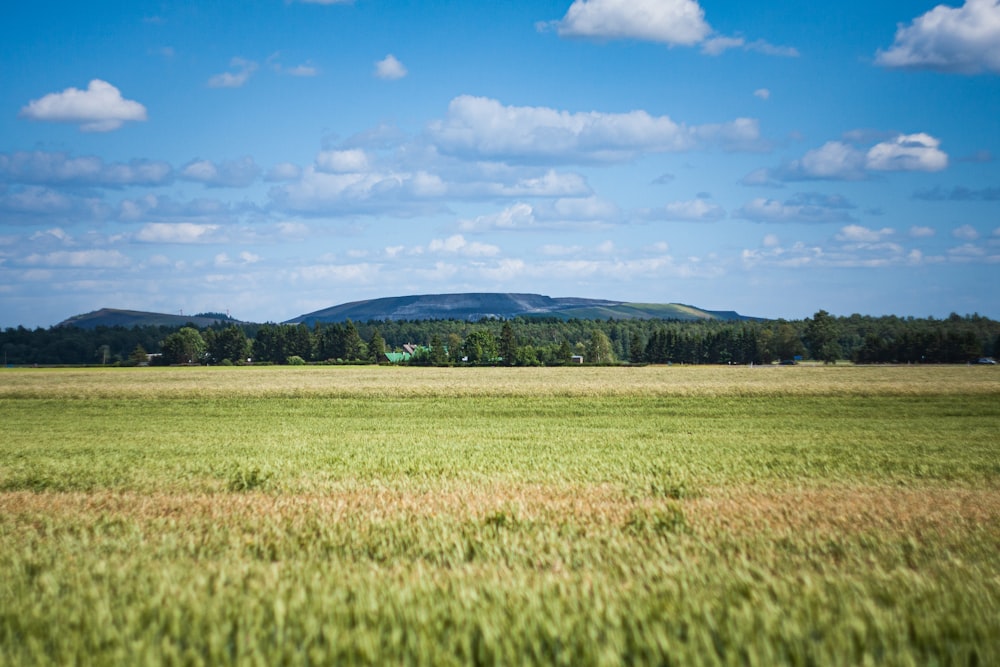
1,311,997,366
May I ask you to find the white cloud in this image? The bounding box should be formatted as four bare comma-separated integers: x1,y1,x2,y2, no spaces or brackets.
180,157,260,187
135,223,220,244
549,0,711,46
471,258,526,281
375,54,407,80
30,228,72,244
316,149,371,173
214,251,260,267
428,95,760,163
0,151,172,187
23,249,130,269
735,193,856,223
836,225,895,243
208,58,258,88
701,37,799,57
700,35,743,55
284,63,319,77
952,224,980,240
538,196,621,223
0,186,110,222
117,194,234,223
790,141,867,180
655,198,726,222
741,233,911,269
754,88,770,100
865,133,948,172
544,0,797,59
540,244,585,256
19,80,147,132
754,132,949,183
876,0,1000,74
265,162,302,182
458,203,537,232
910,225,936,237
427,234,500,257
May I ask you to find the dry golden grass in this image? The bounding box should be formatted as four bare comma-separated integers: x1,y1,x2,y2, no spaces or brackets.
2,363,998,398
4,484,997,538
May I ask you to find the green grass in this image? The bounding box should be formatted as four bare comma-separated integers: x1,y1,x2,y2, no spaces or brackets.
0,366,998,665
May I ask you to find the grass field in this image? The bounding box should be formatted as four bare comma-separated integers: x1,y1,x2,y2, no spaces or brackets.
1,365,998,665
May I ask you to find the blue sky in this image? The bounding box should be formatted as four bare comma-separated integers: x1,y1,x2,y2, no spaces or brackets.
2,0,998,328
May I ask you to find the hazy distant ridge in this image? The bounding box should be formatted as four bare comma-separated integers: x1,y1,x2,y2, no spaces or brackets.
56,294,756,329
285,293,755,325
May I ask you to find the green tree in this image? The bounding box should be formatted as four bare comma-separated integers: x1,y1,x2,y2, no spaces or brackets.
804,310,843,364
343,321,367,361
629,331,644,364
368,329,386,363
771,322,806,362
206,325,250,365
499,321,516,366
160,327,206,365
446,333,464,362
127,344,149,366
429,334,448,366
586,329,615,364
463,329,498,364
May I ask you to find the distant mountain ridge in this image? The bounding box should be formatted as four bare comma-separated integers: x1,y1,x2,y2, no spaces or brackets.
285,293,756,325
56,294,758,329
58,308,239,330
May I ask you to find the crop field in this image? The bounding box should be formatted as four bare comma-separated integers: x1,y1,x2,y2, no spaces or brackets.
1,365,998,665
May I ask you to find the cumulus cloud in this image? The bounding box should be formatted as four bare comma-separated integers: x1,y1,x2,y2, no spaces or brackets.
458,197,620,232
214,251,260,267
265,162,302,182
542,0,797,59
952,224,980,240
208,58,258,88
19,80,147,132
23,249,131,269
375,54,407,80
789,141,868,180
734,193,856,223
0,151,172,187
458,203,537,232
284,63,320,77
866,133,948,172
117,194,235,223
701,37,799,57
836,225,895,243
548,0,711,46
913,184,1000,201
910,225,936,237
0,186,111,223
750,132,949,183
427,95,760,163
180,157,260,187
270,157,589,215
641,198,726,222
426,234,500,257
316,149,371,173
134,223,221,244
876,0,1000,74
753,88,770,100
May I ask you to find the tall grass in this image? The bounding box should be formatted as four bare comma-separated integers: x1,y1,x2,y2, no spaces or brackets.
0,366,997,665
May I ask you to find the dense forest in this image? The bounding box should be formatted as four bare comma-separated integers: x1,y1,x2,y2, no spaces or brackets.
2,311,998,366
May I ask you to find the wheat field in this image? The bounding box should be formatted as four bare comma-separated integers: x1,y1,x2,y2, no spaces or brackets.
1,365,998,665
